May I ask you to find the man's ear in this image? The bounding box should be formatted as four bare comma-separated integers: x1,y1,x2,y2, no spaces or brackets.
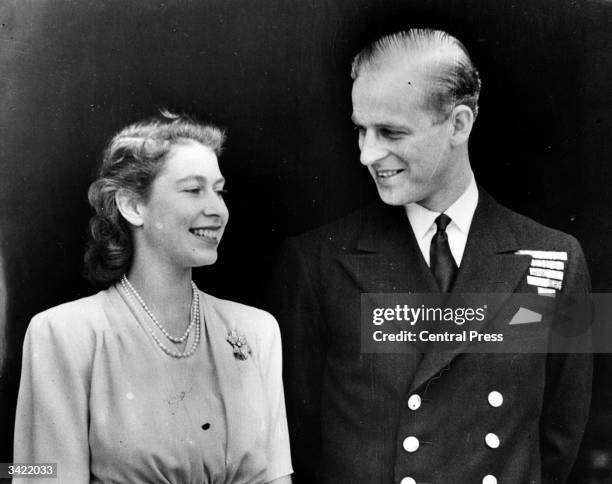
115,189,145,227
449,104,475,146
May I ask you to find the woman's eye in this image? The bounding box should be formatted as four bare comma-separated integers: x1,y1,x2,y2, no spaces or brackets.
184,188,202,194
216,189,228,198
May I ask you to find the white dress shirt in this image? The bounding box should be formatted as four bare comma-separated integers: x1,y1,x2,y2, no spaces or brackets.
405,176,479,267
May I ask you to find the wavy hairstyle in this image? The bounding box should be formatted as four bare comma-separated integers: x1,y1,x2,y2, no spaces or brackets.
84,111,225,287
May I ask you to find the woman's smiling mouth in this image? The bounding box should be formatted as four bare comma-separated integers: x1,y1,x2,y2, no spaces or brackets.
189,227,222,244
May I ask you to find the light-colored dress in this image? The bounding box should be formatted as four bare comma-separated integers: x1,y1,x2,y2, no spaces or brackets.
14,284,293,483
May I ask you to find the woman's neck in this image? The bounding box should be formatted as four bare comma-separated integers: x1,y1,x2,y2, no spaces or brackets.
125,255,194,335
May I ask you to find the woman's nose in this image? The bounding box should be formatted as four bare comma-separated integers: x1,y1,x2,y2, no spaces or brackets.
202,193,228,221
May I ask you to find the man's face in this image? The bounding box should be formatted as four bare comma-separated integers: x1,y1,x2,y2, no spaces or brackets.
351,65,456,209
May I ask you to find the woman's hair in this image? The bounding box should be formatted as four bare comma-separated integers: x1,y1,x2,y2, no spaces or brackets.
84,110,225,287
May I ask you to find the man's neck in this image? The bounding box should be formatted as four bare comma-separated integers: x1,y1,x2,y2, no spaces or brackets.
417,169,474,213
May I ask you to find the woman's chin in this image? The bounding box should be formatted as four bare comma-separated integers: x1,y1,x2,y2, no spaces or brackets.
190,252,219,268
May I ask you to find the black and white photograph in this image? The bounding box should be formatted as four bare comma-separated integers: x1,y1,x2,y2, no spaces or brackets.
1,0,611,482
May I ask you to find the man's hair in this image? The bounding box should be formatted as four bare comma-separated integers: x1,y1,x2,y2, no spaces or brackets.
84,110,225,287
351,28,481,123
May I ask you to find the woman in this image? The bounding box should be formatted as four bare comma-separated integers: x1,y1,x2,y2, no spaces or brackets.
14,112,293,483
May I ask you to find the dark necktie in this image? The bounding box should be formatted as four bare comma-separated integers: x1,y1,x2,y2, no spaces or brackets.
430,213,458,292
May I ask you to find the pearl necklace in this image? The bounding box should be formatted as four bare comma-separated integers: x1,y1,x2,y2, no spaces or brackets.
121,275,196,343
120,275,201,359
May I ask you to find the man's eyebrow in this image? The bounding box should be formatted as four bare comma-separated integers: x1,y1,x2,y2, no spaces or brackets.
350,117,406,131
376,123,406,130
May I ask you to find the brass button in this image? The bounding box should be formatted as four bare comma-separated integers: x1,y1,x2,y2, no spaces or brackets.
485,433,500,449
402,436,420,453
488,391,503,407
408,394,422,410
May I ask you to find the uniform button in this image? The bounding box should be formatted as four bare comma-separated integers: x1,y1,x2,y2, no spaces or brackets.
488,391,503,407
482,475,497,484
400,478,416,484
407,394,422,410
485,432,500,449
402,436,420,453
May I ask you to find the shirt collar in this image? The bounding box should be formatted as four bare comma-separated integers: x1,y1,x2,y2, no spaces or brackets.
445,175,478,234
405,175,479,240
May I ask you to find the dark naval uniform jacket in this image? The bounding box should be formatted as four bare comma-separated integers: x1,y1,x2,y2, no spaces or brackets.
270,190,592,484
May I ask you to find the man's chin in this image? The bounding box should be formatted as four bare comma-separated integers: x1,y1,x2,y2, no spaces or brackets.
376,186,414,206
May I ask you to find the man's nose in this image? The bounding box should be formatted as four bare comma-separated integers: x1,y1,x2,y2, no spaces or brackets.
359,131,389,165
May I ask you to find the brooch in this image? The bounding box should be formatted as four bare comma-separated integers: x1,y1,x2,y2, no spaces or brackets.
226,330,252,360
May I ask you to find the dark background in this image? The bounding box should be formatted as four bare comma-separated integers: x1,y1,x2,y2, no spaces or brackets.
1,0,610,481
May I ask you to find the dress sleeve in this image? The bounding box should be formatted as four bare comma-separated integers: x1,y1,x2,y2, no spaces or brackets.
259,314,293,482
14,312,92,483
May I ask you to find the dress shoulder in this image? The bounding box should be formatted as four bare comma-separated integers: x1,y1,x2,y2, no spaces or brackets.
27,290,112,350
200,292,281,356
202,292,277,328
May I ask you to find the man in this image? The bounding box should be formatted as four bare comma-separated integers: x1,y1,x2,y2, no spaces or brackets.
271,29,592,483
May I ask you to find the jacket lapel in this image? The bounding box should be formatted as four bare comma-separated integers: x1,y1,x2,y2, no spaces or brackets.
337,203,432,390
338,203,438,294
409,190,532,393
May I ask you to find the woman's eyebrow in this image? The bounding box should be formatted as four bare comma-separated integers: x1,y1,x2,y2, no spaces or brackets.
175,175,226,185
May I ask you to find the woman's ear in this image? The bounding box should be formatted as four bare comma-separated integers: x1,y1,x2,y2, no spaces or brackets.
115,189,145,227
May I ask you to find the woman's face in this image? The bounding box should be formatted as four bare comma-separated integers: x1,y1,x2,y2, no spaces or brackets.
136,141,228,269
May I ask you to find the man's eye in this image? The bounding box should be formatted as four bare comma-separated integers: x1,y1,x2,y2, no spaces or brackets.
216,189,228,198
184,188,202,194
380,129,402,139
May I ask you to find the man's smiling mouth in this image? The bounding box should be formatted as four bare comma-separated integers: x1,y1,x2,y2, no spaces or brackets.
376,169,404,179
